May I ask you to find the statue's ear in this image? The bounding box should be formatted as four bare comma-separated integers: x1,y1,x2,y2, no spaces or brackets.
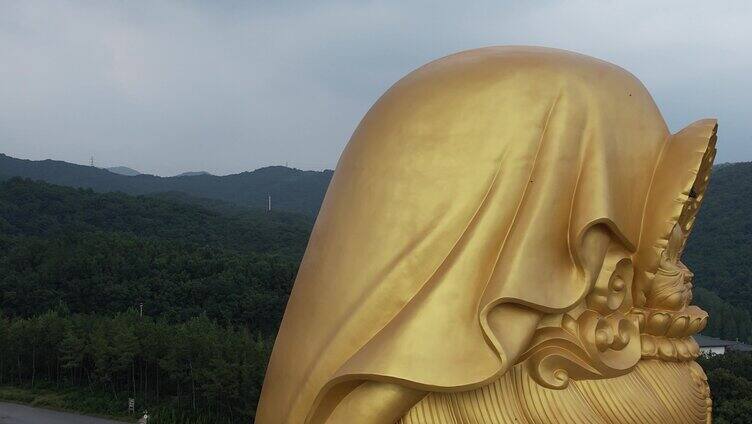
485,223,614,376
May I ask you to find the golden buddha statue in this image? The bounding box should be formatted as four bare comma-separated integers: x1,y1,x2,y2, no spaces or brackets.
256,46,718,424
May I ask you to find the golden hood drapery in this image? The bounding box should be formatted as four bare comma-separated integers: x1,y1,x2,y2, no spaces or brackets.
256,46,712,423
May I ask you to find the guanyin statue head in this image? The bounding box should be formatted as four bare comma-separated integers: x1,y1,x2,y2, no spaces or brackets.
256,46,717,424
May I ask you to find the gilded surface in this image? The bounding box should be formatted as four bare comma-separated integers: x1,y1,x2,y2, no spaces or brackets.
399,361,711,424
255,46,718,423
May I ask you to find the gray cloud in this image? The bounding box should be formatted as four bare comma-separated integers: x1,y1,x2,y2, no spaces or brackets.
1,1,750,175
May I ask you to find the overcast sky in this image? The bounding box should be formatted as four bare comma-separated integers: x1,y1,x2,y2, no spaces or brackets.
1,1,750,176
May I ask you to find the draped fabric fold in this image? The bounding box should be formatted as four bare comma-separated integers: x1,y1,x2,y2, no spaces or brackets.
255,47,674,424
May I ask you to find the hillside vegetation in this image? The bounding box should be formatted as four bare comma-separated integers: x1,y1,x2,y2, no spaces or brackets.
0,177,312,258
684,162,752,341
698,352,752,423
0,178,312,421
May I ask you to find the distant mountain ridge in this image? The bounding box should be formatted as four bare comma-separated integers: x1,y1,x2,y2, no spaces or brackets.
175,171,211,177
106,166,141,176
0,153,332,216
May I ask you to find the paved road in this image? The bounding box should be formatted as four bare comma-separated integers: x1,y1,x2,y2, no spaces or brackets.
0,402,127,424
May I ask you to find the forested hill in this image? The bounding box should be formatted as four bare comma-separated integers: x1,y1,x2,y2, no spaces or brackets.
0,177,311,325
0,178,313,257
684,162,752,340
0,153,333,216
685,162,752,299
0,178,316,420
